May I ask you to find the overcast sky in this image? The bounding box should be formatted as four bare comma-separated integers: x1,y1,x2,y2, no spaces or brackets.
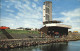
0,0,80,32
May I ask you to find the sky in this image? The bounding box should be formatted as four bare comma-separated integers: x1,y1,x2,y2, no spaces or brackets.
0,0,80,32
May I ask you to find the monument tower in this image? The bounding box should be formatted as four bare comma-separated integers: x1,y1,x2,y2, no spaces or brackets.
43,1,52,22
40,1,71,38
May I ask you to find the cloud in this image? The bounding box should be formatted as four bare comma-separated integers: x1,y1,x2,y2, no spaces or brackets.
61,8,80,22
61,8,80,17
1,0,80,32
0,18,16,28
32,3,36,8
34,0,38,2
53,8,80,32
1,0,43,29
6,9,14,12
57,8,80,32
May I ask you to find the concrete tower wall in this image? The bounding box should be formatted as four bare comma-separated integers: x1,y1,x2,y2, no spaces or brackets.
43,1,52,22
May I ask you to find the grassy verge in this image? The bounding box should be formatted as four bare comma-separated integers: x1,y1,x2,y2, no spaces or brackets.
0,29,39,34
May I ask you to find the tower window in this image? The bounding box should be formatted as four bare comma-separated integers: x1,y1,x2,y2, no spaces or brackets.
46,14,49,21
46,7,49,14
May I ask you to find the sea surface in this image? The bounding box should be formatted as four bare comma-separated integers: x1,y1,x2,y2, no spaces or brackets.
1,40,80,51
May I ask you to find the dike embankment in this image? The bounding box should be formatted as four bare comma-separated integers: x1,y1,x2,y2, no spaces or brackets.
0,37,80,50
0,29,80,49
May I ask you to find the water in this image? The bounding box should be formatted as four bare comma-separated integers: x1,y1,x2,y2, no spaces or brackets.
1,40,80,51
